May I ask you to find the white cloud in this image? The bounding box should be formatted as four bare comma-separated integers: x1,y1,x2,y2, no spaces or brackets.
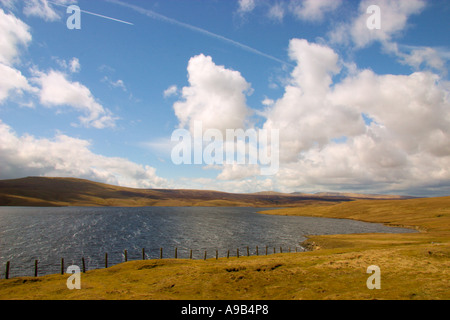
0,0,16,10
0,120,167,188
0,63,36,103
23,0,76,22
69,57,80,73
173,54,253,134
111,79,126,90
326,0,449,78
34,70,117,129
0,9,37,104
389,45,449,74
267,3,285,22
261,97,274,106
163,85,178,98
167,41,450,195
290,0,342,22
238,0,256,13
330,70,450,157
263,39,365,162
329,0,426,48
54,57,81,73
242,0,341,23
0,8,32,66
216,163,261,181
259,38,450,196
102,76,127,92
173,176,275,194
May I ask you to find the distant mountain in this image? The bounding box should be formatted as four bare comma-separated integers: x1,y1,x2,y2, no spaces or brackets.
313,192,410,200
0,177,413,208
252,190,410,200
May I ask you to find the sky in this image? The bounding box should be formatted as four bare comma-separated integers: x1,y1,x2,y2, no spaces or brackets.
0,0,449,197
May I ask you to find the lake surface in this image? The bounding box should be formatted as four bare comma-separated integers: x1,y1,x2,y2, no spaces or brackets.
0,206,415,278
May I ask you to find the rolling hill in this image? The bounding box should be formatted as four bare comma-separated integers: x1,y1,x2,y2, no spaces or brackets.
0,177,412,207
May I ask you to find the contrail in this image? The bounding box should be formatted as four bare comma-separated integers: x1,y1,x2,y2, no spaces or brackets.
104,0,293,66
48,0,134,25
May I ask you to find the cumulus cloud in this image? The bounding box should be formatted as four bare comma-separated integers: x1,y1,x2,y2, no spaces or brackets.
0,8,32,66
0,8,37,104
0,9,115,128
326,1,450,77
0,4,165,189
0,120,167,188
33,69,117,129
263,39,366,162
173,54,253,134
330,70,450,157
0,64,36,103
167,41,450,195
260,38,450,196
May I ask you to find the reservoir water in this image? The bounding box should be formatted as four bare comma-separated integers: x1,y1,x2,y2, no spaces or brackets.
0,206,415,278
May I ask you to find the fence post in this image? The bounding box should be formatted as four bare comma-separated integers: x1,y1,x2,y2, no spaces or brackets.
216,250,218,260
142,248,145,260
61,258,64,275
237,248,239,258
256,246,259,256
82,257,86,273
204,251,207,260
247,246,250,257
175,247,178,259
124,250,128,262
105,253,108,268
34,260,38,277
280,247,283,254
160,248,163,259
227,250,230,259
190,249,193,259
5,261,10,280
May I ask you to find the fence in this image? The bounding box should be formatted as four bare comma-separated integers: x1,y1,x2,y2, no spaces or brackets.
2,245,304,280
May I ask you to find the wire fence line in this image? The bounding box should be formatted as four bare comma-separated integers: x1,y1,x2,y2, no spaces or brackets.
2,245,305,279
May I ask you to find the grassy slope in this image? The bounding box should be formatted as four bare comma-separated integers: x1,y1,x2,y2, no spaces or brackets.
0,177,406,207
0,197,449,300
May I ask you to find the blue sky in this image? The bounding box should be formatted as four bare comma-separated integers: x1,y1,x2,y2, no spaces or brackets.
0,0,449,196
